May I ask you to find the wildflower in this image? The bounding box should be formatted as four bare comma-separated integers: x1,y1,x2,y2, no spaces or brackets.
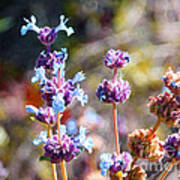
43,125,93,163
99,152,132,177
128,128,164,161
52,93,65,114
104,49,130,69
99,153,113,176
71,71,86,84
148,91,180,127
96,78,131,103
73,84,88,106
21,15,74,46
109,152,132,176
31,66,47,85
162,67,180,95
75,126,94,153
26,105,56,125
164,132,180,162
33,131,48,146
124,165,147,180
21,15,40,36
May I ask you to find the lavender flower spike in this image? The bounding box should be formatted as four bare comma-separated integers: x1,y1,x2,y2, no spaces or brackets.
55,15,74,36
21,15,40,36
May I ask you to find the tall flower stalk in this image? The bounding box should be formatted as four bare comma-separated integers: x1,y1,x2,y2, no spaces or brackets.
21,14,93,180
97,49,132,179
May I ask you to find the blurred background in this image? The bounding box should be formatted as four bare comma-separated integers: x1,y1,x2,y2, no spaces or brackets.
0,0,179,179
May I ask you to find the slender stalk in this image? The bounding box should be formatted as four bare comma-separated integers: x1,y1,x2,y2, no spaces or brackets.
158,159,175,180
56,67,68,180
47,125,58,180
113,102,120,155
131,156,138,169
147,117,161,140
112,68,120,155
57,113,68,180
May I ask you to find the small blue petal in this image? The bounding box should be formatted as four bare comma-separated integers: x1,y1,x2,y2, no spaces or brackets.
66,118,78,135
21,15,40,36
33,138,41,146
52,93,65,114
26,105,38,114
55,15,74,36
39,131,48,143
20,25,28,36
72,71,86,84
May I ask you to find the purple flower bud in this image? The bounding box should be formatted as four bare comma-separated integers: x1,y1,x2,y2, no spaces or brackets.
96,78,131,104
104,49,130,69
164,133,180,162
43,134,80,163
35,106,56,125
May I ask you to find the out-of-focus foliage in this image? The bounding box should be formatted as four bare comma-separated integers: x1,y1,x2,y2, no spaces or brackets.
0,0,179,179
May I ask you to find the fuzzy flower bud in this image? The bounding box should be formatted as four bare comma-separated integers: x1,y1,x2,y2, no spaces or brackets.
104,49,130,69
162,67,180,95
148,91,180,127
164,132,180,162
96,78,131,104
128,128,164,161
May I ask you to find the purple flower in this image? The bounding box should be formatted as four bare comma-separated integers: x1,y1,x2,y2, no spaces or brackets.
164,132,180,162
31,66,47,85
104,49,130,69
99,152,132,177
43,134,80,163
21,14,74,46
26,105,56,125
109,152,132,175
43,135,63,163
96,78,131,103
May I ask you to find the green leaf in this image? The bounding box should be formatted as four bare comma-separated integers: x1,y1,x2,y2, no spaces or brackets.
39,156,50,162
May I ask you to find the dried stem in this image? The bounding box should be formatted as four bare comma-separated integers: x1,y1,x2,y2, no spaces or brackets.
158,159,175,180
112,68,120,155
113,102,120,155
147,117,161,140
57,113,68,180
131,156,138,169
47,125,58,180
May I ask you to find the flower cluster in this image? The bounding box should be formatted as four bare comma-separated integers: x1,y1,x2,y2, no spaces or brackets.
96,78,131,103
99,152,132,177
34,125,94,163
22,15,93,168
128,128,164,161
104,49,130,69
21,15,74,46
164,132,180,162
96,49,131,104
148,91,180,127
148,68,180,127
23,15,88,126
162,67,180,95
